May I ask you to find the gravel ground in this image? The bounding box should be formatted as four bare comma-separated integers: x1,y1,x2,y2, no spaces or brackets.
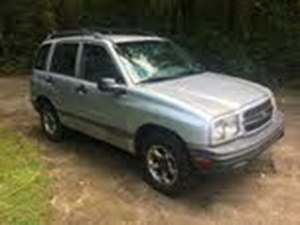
0,75,299,225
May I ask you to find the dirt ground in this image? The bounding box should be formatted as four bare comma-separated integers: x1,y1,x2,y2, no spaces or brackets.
0,75,300,225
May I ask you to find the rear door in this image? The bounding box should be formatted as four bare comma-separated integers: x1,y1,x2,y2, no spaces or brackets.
32,44,53,103
48,42,81,127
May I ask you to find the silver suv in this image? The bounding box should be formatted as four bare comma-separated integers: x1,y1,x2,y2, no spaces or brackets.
31,30,284,195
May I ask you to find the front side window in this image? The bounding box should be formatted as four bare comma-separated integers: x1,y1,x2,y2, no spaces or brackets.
35,44,51,70
50,43,78,76
80,44,123,83
116,40,205,83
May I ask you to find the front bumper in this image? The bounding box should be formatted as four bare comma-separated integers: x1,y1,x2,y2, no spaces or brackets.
189,111,284,172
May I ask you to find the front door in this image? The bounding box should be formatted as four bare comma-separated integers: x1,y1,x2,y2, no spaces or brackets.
74,43,131,151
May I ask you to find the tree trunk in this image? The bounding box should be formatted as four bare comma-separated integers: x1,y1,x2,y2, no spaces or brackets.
223,0,235,30
224,0,253,39
236,0,253,40
52,0,81,29
0,24,3,57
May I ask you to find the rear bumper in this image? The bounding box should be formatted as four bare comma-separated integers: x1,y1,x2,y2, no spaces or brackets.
189,111,284,172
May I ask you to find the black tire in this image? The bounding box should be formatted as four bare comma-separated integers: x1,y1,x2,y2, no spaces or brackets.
40,103,64,142
141,130,192,196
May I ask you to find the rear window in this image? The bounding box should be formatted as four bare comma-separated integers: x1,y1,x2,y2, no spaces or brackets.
35,44,51,70
50,43,78,76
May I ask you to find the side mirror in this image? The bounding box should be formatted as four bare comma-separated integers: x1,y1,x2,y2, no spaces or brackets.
97,78,127,95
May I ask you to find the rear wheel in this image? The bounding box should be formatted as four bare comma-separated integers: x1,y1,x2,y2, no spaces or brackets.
40,103,64,142
141,131,192,196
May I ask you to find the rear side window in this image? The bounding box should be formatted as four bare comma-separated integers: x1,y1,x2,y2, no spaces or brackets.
35,44,51,70
50,43,78,76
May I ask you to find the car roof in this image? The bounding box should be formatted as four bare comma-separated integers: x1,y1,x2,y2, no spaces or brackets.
42,34,165,45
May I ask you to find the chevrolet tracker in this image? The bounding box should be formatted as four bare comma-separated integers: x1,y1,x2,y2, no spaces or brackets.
31,29,284,195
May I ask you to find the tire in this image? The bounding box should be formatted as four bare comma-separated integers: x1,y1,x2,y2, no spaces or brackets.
141,131,192,196
40,103,64,142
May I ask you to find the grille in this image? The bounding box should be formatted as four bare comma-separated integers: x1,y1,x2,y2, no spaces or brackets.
243,99,273,132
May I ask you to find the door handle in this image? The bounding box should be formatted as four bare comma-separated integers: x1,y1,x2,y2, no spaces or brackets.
45,76,54,85
75,84,87,95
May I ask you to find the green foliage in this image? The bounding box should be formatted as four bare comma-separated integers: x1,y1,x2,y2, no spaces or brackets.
0,0,298,85
0,128,50,225
0,0,56,73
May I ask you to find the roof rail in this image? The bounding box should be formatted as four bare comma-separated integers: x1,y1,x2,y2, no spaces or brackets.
47,29,101,40
90,27,156,36
46,27,156,40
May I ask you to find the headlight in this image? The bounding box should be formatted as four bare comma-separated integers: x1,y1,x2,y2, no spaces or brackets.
211,115,240,145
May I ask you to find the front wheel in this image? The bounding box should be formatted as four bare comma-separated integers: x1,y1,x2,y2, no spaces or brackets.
141,131,192,196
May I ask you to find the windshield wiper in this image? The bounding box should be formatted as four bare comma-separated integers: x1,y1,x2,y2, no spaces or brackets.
140,76,177,84
140,67,205,84
175,67,204,77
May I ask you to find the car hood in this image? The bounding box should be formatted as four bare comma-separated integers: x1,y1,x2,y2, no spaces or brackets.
141,72,271,118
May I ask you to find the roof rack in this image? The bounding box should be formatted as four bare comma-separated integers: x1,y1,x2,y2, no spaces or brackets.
46,27,156,40
91,27,156,36
47,29,99,40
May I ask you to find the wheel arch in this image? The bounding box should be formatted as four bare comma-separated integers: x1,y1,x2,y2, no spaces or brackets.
33,95,55,113
134,123,187,157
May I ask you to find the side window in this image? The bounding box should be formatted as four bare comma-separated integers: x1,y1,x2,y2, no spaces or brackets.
50,43,78,76
35,44,51,70
81,44,123,83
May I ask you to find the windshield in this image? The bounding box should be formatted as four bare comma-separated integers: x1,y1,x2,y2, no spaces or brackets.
116,40,205,83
